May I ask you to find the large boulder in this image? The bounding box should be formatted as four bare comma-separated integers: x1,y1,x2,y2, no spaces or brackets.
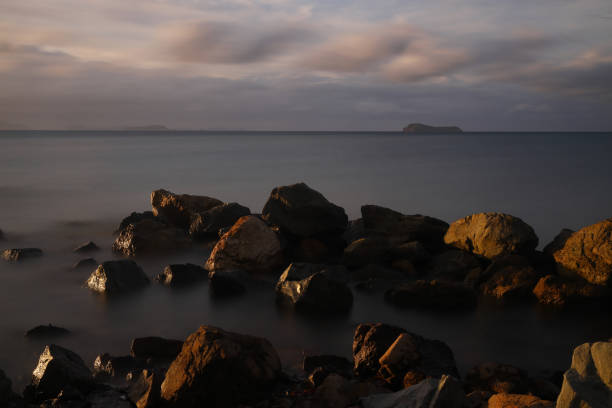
361,205,449,250
151,189,223,228
556,341,612,408
113,219,191,256
205,215,283,273
385,280,477,310
343,237,392,269
533,275,610,306
275,263,353,314
261,183,348,238
488,393,553,408
444,213,539,259
27,345,92,401
552,218,612,286
86,260,149,293
189,202,251,240
2,248,43,262
426,249,482,281
160,325,281,408
115,211,158,233
155,264,207,287
480,257,541,300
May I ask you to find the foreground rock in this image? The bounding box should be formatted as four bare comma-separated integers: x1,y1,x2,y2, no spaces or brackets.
444,213,539,259
25,324,70,339
276,263,353,314
127,368,163,408
160,325,281,407
151,189,222,228
262,182,348,238
189,202,251,240
533,275,610,306
86,260,149,293
26,344,92,401
556,341,612,407
385,280,477,310
113,219,190,256
155,264,207,287
465,362,528,395
2,248,43,261
205,215,283,273
552,218,612,286
488,393,553,408
73,241,99,253
313,373,385,407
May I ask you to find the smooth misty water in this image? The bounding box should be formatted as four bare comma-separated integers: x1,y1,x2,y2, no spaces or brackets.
1,130,611,390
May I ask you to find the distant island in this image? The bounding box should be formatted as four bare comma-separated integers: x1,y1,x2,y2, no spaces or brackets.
124,125,169,131
403,123,463,133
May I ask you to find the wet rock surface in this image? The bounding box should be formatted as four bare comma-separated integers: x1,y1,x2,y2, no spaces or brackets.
533,274,610,306
115,211,158,233
188,202,251,240
151,189,223,228
86,260,149,293
155,263,207,287
113,219,191,256
2,248,43,261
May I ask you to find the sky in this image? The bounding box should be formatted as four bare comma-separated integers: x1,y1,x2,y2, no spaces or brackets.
0,0,611,131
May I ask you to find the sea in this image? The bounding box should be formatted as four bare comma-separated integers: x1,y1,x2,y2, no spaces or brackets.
1,130,611,389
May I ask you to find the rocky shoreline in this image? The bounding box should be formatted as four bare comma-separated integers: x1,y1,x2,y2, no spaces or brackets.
1,182,611,407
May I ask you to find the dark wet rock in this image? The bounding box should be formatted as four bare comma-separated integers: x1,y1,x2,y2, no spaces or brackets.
552,218,612,286
275,263,353,314
112,219,190,256
543,229,574,256
25,324,70,339
556,341,612,408
465,362,529,394
313,373,387,408
343,237,392,269
427,249,482,281
85,387,133,408
261,182,348,238
480,256,541,300
385,280,478,310
208,269,248,297
155,263,207,287
528,377,561,402
26,344,92,402
533,274,610,306
205,215,283,273
160,325,281,408
488,393,553,408
343,218,366,244
127,369,162,408
1,368,21,407
130,337,183,360
116,211,158,233
465,390,492,408
72,258,98,270
390,241,432,265
93,353,142,381
151,189,223,229
188,202,251,240
361,205,449,250
403,370,427,388
303,355,353,382
288,238,330,263
86,260,149,293
444,212,539,259
353,323,458,380
73,241,99,253
390,259,417,277
2,248,43,262
0,229,4,240
360,375,466,408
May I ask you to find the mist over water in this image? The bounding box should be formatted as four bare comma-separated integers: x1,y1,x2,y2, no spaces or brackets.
1,130,611,390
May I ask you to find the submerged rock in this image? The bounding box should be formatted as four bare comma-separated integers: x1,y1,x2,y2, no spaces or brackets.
155,263,207,287
2,248,43,262
86,260,149,293
160,325,281,407
444,212,539,259
72,258,98,270
205,215,283,273
385,280,477,310
262,182,348,238
189,202,251,240
73,241,99,253
552,218,612,286
131,337,183,360
533,274,610,306
25,324,70,339
151,189,222,228
113,219,190,256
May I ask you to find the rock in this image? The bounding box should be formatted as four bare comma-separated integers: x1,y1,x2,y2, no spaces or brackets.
72,258,98,270
116,211,158,233
552,218,612,286
352,264,407,283
303,355,353,380
488,393,553,408
360,375,466,408
112,219,190,256
390,259,418,277
73,241,99,253
385,280,478,310
533,275,610,306
27,344,92,401
130,337,183,360
466,390,492,408
127,369,162,408
2,248,43,262
261,182,348,238
390,241,432,265
275,263,353,314
208,269,248,297
556,341,612,408
189,202,251,240
93,353,142,380
403,370,427,388
344,218,366,244
444,213,539,259
481,257,540,300
288,238,330,263
543,229,574,256
465,362,529,394
1,368,20,406
361,205,449,250
155,264,207,287
205,215,283,274
314,373,384,408
427,249,482,281
160,325,281,407
0,229,4,240
86,260,149,293
25,324,70,339
353,323,458,380
151,189,223,228
528,377,560,401
85,387,133,408
343,237,392,269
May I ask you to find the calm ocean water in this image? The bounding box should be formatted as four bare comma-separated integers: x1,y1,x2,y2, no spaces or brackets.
0,130,611,389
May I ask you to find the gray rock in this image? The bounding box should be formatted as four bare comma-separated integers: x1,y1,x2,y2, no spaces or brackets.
86,260,149,293
2,248,43,262
189,202,251,240
155,263,207,287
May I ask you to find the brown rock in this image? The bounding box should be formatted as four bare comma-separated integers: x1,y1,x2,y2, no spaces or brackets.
188,202,250,240
533,274,610,306
481,256,540,300
427,249,482,281
127,369,162,408
543,229,574,256
290,238,330,263
2,248,43,262
390,259,417,277
343,237,392,269
487,393,553,408
465,362,529,394
403,370,426,388
151,189,222,228
112,219,191,256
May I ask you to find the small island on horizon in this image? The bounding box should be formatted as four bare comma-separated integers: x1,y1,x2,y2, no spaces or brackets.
403,123,463,133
